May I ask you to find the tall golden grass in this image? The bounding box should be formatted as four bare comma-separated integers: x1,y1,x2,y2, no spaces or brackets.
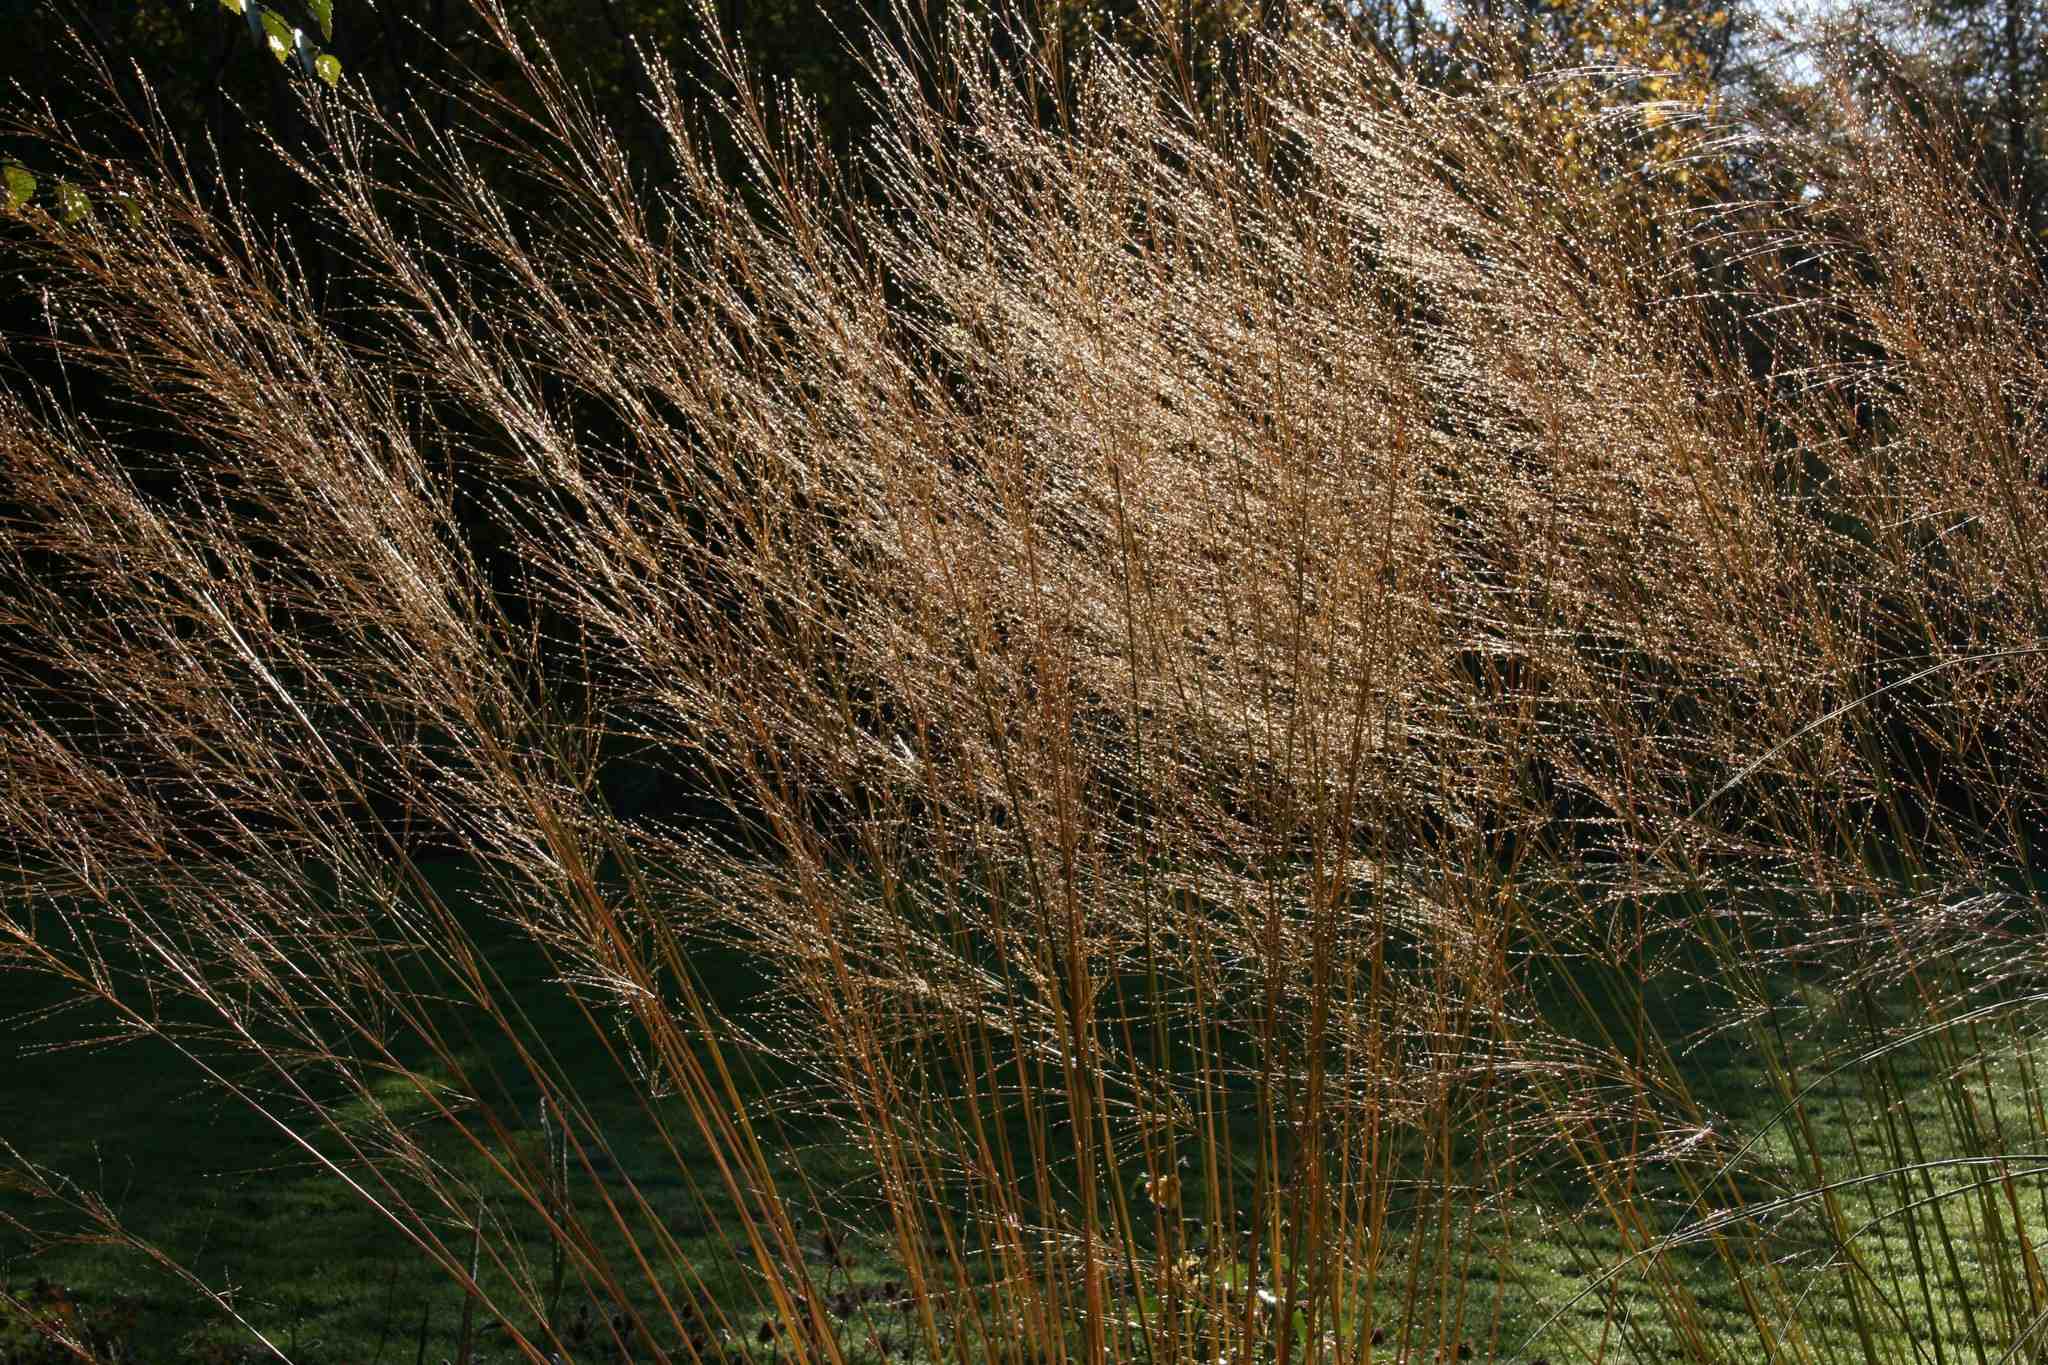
3,5,2047,1365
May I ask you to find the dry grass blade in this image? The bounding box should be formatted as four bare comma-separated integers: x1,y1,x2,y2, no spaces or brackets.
1,5,2045,1365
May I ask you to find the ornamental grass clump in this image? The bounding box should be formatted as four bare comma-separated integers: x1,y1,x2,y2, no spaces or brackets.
1,4,2046,1365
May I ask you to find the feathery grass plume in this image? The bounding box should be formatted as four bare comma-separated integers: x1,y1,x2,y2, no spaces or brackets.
2,4,2045,1365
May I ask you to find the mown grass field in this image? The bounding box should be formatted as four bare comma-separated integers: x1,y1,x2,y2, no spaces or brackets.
0,861,844,1365
9,863,2043,1365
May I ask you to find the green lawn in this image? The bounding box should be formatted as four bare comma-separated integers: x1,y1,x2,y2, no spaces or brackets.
0,860,847,1365
6,867,2047,1365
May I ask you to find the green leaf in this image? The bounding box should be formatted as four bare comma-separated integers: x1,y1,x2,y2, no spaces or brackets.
2,163,34,213
54,180,89,226
218,0,245,13
314,53,343,87
306,0,333,43
259,9,296,63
